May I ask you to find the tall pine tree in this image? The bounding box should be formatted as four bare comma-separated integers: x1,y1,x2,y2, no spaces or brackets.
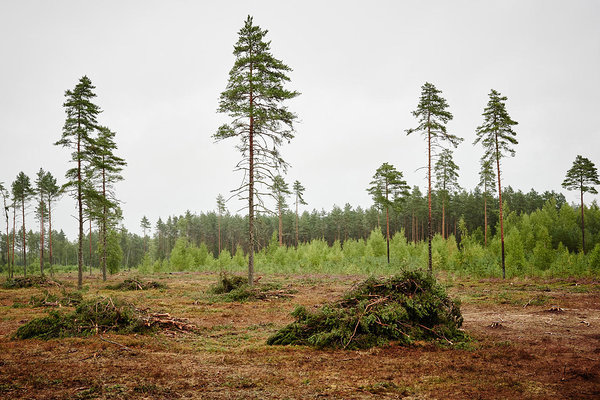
406,82,461,272
91,126,126,280
214,16,299,285
474,89,518,279
11,172,34,276
41,171,61,266
562,155,599,253
55,75,101,289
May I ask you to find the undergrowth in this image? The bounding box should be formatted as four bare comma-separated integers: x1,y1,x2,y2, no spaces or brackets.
268,269,467,349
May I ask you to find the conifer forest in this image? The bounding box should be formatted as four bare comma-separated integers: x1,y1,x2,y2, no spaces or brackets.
1,4,600,399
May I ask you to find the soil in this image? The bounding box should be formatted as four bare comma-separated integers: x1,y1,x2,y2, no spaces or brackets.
1,272,599,399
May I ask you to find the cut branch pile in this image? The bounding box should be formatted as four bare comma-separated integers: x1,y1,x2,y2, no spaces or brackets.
208,273,294,302
2,276,62,289
15,296,195,340
268,270,466,349
106,278,167,291
29,289,83,307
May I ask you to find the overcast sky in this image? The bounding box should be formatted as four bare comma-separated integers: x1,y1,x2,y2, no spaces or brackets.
1,0,599,239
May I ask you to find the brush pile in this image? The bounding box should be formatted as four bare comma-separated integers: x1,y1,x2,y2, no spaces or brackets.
209,273,294,302
29,289,83,307
268,270,466,349
106,278,167,291
2,276,62,289
15,296,195,339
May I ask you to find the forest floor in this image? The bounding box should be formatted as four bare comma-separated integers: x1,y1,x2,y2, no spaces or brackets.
0,270,599,399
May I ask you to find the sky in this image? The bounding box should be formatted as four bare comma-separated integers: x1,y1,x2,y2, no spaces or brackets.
1,0,599,239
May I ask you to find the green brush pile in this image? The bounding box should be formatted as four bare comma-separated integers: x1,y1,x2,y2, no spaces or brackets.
268,270,466,349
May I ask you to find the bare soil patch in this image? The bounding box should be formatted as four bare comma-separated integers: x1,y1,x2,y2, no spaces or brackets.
1,272,599,399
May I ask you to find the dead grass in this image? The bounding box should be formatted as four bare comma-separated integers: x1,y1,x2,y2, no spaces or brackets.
1,271,599,399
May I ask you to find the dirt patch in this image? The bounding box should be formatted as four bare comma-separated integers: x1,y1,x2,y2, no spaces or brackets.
1,272,599,399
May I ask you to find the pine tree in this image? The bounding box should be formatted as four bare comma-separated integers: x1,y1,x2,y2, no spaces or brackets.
477,158,495,246
474,89,518,279
562,155,600,253
292,180,307,247
141,216,151,253
272,175,291,246
406,82,461,272
367,163,409,263
214,16,299,285
55,75,101,289
41,171,61,266
434,149,460,239
216,194,227,254
91,126,126,280
11,172,35,276
34,168,49,274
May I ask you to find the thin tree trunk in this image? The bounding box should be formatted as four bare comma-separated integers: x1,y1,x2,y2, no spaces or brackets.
427,114,432,273
580,185,585,253
442,199,446,240
385,180,390,264
48,199,53,266
40,203,44,275
218,213,221,255
21,197,26,277
102,164,107,281
484,195,488,246
89,218,92,275
295,195,299,247
278,202,283,246
12,206,16,272
77,126,83,289
495,133,506,279
247,61,255,286
5,206,10,278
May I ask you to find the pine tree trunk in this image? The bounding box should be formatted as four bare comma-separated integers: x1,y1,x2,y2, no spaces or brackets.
247,62,255,286
495,133,506,279
218,214,221,255
385,181,390,264
48,199,53,266
102,165,107,281
89,218,92,275
12,206,16,274
442,199,446,240
278,202,283,246
40,205,44,275
580,186,585,253
484,195,488,246
77,127,83,289
5,208,10,278
386,206,390,264
295,196,299,248
427,115,432,273
21,197,26,277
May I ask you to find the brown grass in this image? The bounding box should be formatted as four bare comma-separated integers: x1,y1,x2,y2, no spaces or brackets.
1,271,599,399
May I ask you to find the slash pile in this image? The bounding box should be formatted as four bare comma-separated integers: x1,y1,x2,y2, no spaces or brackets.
268,270,466,349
